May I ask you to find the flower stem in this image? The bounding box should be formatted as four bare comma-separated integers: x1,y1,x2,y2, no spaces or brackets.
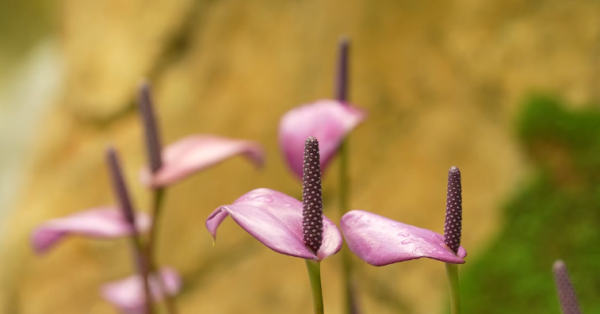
339,140,356,314
147,188,179,314
445,263,460,314
106,148,154,314
130,231,154,314
305,259,325,314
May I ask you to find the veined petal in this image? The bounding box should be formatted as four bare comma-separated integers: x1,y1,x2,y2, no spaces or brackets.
31,208,151,255
206,188,342,260
340,210,467,266
279,100,366,179
142,135,264,188
101,267,181,314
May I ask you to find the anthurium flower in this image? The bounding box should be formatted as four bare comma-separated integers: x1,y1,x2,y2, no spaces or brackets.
206,137,343,261
279,100,365,180
206,187,342,260
340,167,467,266
101,267,182,314
553,260,581,314
137,82,265,188
279,38,366,181
208,137,338,313
30,208,151,255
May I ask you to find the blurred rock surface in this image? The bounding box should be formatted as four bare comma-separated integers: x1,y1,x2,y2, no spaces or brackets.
1,0,600,313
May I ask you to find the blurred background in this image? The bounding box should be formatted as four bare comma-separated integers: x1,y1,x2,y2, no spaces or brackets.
1,0,599,313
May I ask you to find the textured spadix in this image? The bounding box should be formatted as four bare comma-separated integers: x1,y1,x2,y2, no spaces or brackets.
141,135,264,188
31,208,151,254
553,260,581,314
101,267,182,314
340,210,467,266
279,100,365,179
137,81,163,174
302,136,323,253
206,188,342,260
444,166,463,253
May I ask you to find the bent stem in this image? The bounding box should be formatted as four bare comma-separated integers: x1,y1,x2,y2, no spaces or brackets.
445,263,460,314
305,259,325,314
147,188,178,314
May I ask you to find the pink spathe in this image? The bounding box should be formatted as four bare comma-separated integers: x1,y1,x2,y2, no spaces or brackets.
340,210,467,266
141,135,264,188
31,208,151,254
279,100,366,179
101,267,181,314
206,188,343,260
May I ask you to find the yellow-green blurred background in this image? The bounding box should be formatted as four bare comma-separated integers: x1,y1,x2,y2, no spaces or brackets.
1,1,599,313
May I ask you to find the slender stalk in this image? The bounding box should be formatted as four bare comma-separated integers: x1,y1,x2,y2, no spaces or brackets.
305,259,325,314
336,37,357,314
445,263,460,314
130,232,154,314
138,82,177,313
338,141,350,217
146,188,179,314
147,188,165,266
106,148,154,314
339,140,356,314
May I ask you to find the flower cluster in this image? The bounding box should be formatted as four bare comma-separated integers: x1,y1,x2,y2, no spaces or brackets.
29,39,583,314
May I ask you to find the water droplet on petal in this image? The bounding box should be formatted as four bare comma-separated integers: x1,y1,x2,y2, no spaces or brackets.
256,196,273,203
401,239,412,245
397,232,409,237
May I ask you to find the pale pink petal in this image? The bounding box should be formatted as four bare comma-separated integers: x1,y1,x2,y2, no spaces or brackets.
141,135,264,188
279,100,366,179
30,208,151,255
101,267,181,314
340,210,467,266
206,188,342,260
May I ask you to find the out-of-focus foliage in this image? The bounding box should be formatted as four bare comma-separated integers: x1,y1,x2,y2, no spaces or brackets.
462,95,600,313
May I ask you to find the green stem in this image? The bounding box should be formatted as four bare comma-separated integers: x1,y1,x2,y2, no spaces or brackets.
339,140,355,314
147,188,165,263
147,188,179,314
445,263,460,314
338,140,349,221
305,259,325,314
130,231,154,314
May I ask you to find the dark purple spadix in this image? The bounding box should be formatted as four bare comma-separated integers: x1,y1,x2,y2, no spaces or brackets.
553,260,582,314
138,81,163,174
302,136,324,254
106,148,136,226
443,166,462,254
335,37,350,103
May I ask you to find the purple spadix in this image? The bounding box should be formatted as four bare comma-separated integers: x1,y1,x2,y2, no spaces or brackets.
302,136,324,254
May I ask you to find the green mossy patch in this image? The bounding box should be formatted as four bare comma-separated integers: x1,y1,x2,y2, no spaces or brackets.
461,95,600,314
